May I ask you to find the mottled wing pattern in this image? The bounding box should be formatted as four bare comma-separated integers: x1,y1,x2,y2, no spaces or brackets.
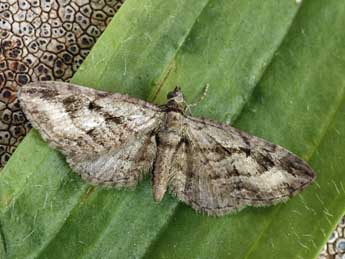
18,81,163,187
169,116,315,216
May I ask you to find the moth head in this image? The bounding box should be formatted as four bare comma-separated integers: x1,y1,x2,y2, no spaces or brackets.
166,86,187,112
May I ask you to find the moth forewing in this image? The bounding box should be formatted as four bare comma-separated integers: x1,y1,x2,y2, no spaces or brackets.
18,82,316,216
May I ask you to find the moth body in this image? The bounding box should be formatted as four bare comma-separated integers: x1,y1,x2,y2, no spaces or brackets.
153,111,186,202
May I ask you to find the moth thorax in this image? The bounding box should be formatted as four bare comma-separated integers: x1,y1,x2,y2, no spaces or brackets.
166,86,187,112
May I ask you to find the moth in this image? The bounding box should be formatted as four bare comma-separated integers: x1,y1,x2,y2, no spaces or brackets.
18,82,316,216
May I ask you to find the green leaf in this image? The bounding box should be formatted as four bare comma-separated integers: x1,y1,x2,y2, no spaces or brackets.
1,0,345,258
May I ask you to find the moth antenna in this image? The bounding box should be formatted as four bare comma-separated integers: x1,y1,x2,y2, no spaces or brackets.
188,83,209,108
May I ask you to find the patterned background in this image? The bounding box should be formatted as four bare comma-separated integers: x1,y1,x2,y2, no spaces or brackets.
0,0,123,166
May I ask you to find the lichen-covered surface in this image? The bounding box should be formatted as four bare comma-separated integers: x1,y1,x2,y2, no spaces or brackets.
0,0,123,167
320,217,345,259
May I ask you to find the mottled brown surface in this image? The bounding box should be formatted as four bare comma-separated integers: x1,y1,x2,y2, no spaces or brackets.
18,82,316,216
0,0,124,167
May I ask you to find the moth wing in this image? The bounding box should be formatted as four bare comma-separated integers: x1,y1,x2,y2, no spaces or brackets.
169,116,316,216
18,81,163,187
